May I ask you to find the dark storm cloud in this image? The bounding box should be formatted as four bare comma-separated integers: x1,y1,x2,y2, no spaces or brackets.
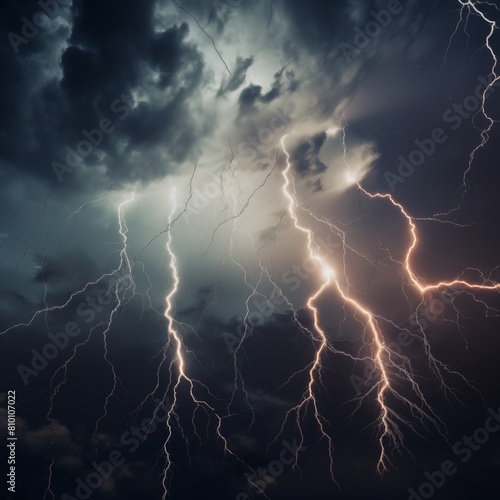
3,291,32,309
285,69,300,92
237,66,287,114
261,66,287,103
0,407,81,467
238,84,263,114
177,286,214,317
170,0,243,35
310,178,323,192
0,0,208,190
274,0,441,127
291,132,328,177
33,256,66,284
23,421,80,456
281,0,435,58
217,55,254,97
32,249,96,291
278,0,346,54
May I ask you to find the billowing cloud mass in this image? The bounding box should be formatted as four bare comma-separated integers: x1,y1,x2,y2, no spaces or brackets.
1,1,500,499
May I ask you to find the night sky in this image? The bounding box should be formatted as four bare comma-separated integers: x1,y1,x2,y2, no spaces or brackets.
1,1,500,499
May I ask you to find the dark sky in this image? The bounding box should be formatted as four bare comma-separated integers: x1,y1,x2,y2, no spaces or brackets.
1,1,500,499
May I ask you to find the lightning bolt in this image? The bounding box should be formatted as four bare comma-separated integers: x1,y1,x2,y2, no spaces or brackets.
1,193,137,498
154,3,499,483
276,133,452,478
276,133,337,477
0,194,135,339
439,0,499,220
332,53,499,470
92,193,136,441
155,189,244,499
459,0,499,189
304,1,500,473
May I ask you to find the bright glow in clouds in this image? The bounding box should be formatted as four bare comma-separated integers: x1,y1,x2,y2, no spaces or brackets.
2,1,500,498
